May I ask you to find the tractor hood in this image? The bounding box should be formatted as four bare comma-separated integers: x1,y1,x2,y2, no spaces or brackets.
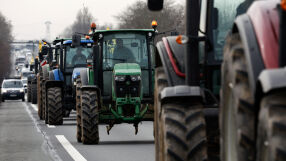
113,63,141,75
72,67,86,83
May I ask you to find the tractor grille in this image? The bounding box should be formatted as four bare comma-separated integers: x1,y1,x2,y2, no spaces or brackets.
115,76,140,98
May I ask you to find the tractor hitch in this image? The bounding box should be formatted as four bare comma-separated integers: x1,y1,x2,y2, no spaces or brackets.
106,124,114,135
134,123,139,135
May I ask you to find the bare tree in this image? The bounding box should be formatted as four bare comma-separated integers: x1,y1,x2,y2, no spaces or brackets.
62,7,95,37
115,0,185,35
0,12,12,79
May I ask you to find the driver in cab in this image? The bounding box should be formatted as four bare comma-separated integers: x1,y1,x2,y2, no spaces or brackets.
72,48,86,66
113,38,135,63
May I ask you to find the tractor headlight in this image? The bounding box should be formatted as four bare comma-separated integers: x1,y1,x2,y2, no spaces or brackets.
114,75,126,81
130,75,141,81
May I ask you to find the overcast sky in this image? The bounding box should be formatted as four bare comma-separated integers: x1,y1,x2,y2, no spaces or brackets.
0,0,147,40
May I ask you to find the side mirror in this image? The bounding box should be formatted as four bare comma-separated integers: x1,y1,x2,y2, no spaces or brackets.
72,34,81,47
148,0,164,11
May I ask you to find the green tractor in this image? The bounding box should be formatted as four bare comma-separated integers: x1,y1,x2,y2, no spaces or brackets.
76,25,156,144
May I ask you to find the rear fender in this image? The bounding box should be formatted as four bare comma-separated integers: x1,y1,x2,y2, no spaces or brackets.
257,68,286,94
233,14,265,98
45,80,64,90
42,65,50,80
160,85,203,104
156,36,186,86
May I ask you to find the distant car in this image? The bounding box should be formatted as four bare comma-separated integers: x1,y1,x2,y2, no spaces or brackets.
21,70,33,79
15,56,26,66
1,79,25,102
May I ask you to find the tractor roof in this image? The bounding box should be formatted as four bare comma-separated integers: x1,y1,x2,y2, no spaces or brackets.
52,39,93,45
63,39,93,44
94,29,155,33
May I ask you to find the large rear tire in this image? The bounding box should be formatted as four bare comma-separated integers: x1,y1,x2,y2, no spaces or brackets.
31,83,37,104
47,87,63,125
76,77,82,142
81,90,99,144
42,80,48,124
256,91,286,161
27,83,31,102
154,67,168,161
154,67,207,161
37,74,43,120
220,33,255,161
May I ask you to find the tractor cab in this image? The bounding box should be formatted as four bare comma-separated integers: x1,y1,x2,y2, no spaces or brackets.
52,39,93,86
95,30,155,103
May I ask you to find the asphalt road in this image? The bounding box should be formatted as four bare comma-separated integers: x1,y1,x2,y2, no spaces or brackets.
0,99,155,161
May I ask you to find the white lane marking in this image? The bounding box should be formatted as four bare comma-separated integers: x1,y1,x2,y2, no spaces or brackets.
55,135,87,161
31,104,38,112
47,125,56,128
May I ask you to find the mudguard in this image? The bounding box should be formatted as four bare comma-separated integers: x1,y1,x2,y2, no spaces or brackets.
233,14,265,97
160,85,202,104
42,65,50,80
45,80,64,91
156,36,186,86
51,69,64,81
257,68,286,93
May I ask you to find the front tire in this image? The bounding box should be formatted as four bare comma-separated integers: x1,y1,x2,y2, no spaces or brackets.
37,75,43,120
76,77,82,142
220,33,255,161
27,83,31,102
154,67,168,161
154,67,208,161
31,82,37,104
81,90,99,144
47,87,63,125
256,91,286,161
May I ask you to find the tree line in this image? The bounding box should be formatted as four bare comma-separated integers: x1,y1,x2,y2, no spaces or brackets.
62,0,184,38
0,12,12,79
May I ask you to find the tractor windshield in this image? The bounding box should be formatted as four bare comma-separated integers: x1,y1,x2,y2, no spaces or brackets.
65,46,92,68
102,32,149,70
212,0,253,60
